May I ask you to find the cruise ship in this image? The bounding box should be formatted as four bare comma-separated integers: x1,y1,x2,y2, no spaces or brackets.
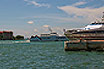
30,28,68,41
64,12,104,40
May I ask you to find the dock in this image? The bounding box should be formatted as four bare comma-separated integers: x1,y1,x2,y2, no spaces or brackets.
64,40,104,51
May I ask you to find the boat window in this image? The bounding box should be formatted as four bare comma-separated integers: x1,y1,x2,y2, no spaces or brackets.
96,23,104,25
90,23,96,25
90,23,104,25
102,23,104,25
96,23,100,24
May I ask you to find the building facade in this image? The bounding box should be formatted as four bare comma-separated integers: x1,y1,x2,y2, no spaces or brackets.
0,31,13,40
0,31,3,40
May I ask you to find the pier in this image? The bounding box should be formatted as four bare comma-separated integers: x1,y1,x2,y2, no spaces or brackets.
64,39,104,51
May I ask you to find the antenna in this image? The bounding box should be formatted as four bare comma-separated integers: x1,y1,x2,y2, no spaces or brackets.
102,12,104,21
103,12,104,18
48,27,53,33
63,29,66,32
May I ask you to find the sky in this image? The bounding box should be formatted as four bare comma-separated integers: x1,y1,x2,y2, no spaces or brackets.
0,0,104,38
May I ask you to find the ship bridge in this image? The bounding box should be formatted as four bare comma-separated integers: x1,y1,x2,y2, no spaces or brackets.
84,12,104,30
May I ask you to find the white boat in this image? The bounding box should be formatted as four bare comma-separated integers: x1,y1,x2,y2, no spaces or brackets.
64,12,104,40
30,28,68,41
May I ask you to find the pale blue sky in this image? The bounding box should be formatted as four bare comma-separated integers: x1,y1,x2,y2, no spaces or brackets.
0,0,104,37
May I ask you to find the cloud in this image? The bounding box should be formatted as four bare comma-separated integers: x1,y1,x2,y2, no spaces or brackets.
58,6,104,18
43,25,49,28
72,2,87,7
27,21,34,24
34,29,38,32
24,0,50,8
57,2,104,23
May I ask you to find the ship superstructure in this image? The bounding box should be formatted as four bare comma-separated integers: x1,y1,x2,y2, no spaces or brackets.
64,12,104,40
30,28,68,41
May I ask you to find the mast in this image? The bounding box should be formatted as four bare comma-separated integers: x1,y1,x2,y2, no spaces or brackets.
102,12,104,21
48,27,53,33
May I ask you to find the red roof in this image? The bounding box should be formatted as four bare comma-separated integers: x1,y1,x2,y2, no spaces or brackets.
3,31,13,33
0,31,3,34
0,31,13,33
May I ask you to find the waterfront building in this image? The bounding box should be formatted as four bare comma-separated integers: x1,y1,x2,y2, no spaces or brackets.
0,31,3,40
0,31,13,40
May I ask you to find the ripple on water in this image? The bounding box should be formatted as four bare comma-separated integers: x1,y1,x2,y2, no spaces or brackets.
0,41,104,69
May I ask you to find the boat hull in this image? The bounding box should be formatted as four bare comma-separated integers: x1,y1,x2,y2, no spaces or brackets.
65,34,104,40
64,40,104,51
65,29,104,40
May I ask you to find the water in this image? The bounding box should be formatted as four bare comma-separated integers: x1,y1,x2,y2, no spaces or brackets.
0,40,104,69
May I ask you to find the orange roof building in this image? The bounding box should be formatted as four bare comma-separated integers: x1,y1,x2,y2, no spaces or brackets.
0,31,13,40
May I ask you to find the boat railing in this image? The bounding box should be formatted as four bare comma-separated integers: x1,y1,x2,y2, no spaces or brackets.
70,33,104,37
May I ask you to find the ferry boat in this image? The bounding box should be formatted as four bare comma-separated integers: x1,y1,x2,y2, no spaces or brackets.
30,28,68,41
64,12,104,40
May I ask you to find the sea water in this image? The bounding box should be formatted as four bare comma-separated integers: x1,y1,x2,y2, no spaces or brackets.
0,40,104,69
